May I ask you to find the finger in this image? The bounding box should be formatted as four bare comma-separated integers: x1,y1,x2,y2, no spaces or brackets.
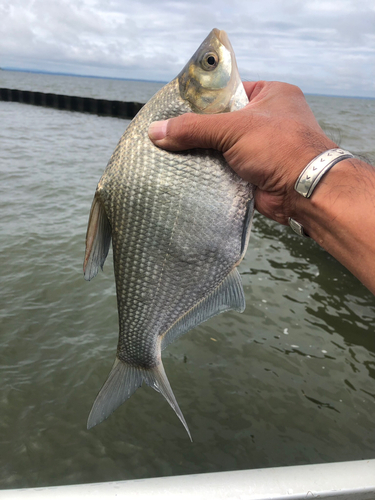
148,112,242,152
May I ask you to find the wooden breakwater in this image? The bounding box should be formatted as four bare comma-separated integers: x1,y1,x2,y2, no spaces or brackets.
0,88,144,119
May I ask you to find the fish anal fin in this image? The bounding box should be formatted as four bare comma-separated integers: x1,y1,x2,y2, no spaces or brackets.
87,355,191,440
162,267,245,350
83,193,112,281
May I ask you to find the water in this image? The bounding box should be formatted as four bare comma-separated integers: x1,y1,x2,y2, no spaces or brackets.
0,69,164,102
0,70,374,489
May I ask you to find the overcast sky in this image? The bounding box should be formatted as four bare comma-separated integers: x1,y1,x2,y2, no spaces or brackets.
0,0,374,97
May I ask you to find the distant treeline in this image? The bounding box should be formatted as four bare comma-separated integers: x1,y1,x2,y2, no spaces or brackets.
0,88,144,119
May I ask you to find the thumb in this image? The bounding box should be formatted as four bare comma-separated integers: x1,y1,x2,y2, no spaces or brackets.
148,112,240,152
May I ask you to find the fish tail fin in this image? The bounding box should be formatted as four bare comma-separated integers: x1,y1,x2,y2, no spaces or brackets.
143,361,192,441
87,356,192,440
87,357,143,430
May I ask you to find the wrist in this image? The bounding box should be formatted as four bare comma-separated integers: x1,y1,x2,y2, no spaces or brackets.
288,148,354,236
292,158,354,237
277,137,339,224
292,156,371,233
290,157,375,293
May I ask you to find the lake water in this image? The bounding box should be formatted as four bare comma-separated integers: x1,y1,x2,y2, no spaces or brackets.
0,70,374,489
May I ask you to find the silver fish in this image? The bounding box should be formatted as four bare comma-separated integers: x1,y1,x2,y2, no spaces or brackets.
83,28,254,439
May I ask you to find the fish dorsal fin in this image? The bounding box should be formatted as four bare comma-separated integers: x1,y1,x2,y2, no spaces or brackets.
161,267,245,350
83,193,112,281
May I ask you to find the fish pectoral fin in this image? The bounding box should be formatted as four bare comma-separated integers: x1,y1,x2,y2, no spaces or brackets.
240,196,254,260
162,267,245,350
83,193,112,281
87,356,192,440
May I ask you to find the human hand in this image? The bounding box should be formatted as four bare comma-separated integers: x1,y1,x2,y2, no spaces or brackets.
148,81,337,225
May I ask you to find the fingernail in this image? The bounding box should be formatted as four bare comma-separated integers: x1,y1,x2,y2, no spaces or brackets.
148,120,168,141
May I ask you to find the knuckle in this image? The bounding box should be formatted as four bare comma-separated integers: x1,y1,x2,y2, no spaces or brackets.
169,114,200,143
286,83,304,98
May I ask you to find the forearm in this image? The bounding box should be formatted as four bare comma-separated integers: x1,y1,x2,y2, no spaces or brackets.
293,158,375,294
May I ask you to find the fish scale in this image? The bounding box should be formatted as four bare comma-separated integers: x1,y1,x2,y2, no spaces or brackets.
83,29,254,438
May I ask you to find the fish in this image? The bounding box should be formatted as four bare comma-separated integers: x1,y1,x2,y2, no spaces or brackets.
83,28,254,439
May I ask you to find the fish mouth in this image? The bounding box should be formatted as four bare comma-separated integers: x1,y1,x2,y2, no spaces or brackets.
213,29,232,53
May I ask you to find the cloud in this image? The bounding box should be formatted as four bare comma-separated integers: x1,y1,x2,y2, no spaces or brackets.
0,0,374,96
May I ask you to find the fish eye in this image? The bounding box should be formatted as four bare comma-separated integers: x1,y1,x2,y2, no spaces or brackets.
201,52,219,71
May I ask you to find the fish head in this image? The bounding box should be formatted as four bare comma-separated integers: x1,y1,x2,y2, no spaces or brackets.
178,28,248,114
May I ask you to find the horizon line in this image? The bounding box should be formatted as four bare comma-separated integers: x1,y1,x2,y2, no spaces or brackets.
1,66,168,85
1,66,374,101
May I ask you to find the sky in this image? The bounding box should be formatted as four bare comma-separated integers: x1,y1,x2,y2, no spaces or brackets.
0,0,374,97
